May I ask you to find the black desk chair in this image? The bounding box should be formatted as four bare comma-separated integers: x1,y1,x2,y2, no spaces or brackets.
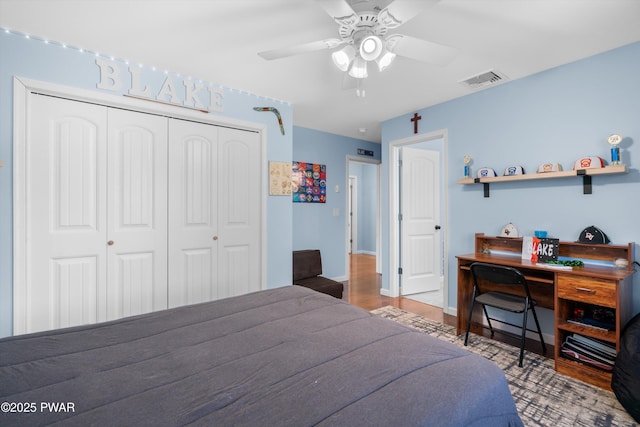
464,262,546,367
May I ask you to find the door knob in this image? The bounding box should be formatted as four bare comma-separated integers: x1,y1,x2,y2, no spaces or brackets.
107,240,114,246
212,236,218,241
435,225,441,230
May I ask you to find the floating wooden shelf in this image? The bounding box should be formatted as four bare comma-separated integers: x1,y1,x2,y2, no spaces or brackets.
457,165,627,197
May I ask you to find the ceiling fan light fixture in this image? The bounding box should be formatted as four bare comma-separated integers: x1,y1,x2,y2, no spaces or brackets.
359,35,383,61
376,50,396,72
331,45,355,72
348,56,368,79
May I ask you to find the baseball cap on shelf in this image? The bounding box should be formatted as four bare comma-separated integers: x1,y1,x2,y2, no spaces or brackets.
500,222,520,238
503,165,525,176
536,162,562,173
577,225,610,244
573,156,605,170
477,167,497,178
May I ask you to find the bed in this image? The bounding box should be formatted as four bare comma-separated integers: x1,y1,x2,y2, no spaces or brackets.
1,285,523,426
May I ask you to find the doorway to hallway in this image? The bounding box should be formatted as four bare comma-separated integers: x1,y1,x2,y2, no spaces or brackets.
346,157,381,276
389,131,449,311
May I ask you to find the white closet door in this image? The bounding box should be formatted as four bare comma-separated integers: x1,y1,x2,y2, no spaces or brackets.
16,89,262,334
106,109,168,320
167,119,219,307
25,95,108,334
217,127,261,298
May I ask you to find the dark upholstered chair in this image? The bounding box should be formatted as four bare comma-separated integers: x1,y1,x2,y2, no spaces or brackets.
464,262,546,367
292,250,343,299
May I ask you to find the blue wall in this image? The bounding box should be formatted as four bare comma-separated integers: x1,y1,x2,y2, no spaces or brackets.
381,42,640,325
0,30,293,337
292,127,381,279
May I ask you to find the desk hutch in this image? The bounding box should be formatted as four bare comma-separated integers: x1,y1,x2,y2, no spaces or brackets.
457,233,635,390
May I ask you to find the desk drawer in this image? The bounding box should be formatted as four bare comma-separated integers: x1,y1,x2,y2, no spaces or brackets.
557,275,616,307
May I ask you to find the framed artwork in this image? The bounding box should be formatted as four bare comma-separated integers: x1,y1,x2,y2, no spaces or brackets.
292,161,326,203
269,161,292,196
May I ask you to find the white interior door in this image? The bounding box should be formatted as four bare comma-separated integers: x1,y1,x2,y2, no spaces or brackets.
25,95,108,333
15,82,264,334
400,146,441,295
168,119,219,307
216,127,262,298
106,109,168,320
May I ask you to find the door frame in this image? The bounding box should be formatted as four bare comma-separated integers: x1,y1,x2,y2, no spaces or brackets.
13,76,268,333
345,156,381,276
388,130,450,314
348,176,358,254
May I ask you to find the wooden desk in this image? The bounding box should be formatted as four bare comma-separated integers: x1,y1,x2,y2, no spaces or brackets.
457,233,635,390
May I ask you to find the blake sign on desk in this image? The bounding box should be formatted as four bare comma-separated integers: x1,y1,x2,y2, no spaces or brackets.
522,237,560,262
292,161,326,203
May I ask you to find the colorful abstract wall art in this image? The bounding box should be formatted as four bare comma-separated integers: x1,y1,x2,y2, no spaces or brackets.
292,161,326,203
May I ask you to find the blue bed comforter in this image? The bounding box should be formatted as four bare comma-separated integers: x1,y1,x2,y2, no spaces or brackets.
0,286,522,426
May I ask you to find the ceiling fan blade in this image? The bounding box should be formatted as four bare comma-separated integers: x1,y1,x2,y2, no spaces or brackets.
387,34,457,66
315,0,358,27
258,38,344,60
378,0,440,29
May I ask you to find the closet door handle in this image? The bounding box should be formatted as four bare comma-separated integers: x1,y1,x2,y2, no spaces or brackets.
107,240,115,246
212,236,218,241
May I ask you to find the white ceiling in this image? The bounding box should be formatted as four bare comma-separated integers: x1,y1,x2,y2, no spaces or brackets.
2,0,639,142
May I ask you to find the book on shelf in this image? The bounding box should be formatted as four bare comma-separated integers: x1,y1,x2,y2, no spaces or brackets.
564,339,614,365
570,334,617,357
561,347,613,372
569,307,615,331
560,333,617,372
567,318,614,332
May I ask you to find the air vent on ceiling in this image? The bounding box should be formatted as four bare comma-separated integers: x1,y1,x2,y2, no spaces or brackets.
459,70,509,89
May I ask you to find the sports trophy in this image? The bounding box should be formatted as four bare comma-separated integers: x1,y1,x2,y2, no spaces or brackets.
463,155,472,178
607,134,622,165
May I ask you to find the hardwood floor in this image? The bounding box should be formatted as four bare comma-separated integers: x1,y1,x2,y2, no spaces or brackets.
344,253,455,326
344,253,551,358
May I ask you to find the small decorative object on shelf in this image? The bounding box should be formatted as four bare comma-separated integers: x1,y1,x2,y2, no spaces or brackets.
607,134,622,165
463,155,472,178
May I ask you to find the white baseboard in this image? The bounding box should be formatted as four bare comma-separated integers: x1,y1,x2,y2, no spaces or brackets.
355,250,376,256
444,306,457,316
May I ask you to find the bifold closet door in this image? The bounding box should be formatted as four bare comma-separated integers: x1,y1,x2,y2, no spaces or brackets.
168,119,218,307
217,127,261,297
25,95,108,333
106,109,168,320
18,93,260,334
20,98,168,334
168,121,261,307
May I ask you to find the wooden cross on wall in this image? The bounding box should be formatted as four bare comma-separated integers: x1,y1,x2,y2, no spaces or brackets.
411,112,422,134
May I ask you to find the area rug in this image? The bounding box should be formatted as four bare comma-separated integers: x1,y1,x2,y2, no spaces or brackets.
371,306,637,427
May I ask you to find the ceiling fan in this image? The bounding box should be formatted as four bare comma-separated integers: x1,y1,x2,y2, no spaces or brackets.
258,0,457,94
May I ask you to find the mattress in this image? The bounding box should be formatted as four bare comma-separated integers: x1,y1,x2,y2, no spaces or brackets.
0,285,523,426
